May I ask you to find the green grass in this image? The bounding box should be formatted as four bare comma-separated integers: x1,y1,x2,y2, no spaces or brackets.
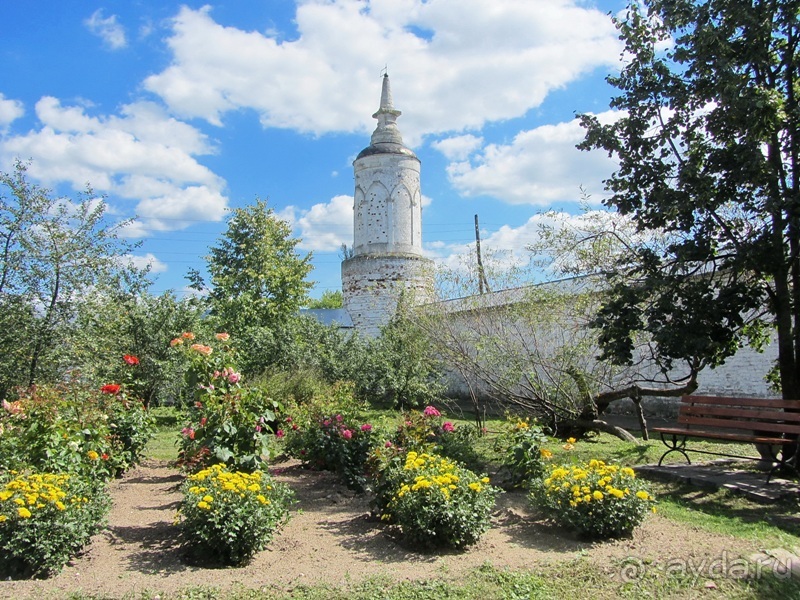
62,561,800,599
145,424,182,462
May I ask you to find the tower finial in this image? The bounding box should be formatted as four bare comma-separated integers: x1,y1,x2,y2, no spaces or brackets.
371,70,402,144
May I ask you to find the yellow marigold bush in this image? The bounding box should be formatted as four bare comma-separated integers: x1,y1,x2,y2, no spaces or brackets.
0,472,110,578
377,451,499,550
178,463,294,565
530,459,656,539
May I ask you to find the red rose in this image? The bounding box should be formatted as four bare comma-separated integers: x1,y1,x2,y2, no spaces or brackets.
101,384,121,394
123,354,140,365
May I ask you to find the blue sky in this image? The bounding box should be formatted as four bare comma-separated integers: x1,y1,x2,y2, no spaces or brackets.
0,0,628,300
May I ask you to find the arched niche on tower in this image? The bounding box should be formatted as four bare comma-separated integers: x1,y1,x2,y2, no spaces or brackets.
365,180,390,246
354,186,366,248
390,184,414,247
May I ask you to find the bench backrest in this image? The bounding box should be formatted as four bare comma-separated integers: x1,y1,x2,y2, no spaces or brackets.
677,395,800,435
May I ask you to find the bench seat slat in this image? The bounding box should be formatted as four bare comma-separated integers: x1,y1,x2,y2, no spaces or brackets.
680,396,800,409
681,405,800,422
651,426,793,445
676,415,800,435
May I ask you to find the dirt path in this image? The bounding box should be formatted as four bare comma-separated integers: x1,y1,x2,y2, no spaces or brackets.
0,459,764,598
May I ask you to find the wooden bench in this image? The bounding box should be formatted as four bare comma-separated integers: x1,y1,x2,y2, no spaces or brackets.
652,395,800,483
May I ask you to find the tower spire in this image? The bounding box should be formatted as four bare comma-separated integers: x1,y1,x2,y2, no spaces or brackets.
371,73,403,145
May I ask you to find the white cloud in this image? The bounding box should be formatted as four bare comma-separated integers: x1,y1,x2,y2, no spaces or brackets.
446,111,622,205
126,252,168,274
431,134,483,161
428,209,621,276
144,1,622,142
285,194,354,252
0,94,24,129
85,9,128,50
1,98,228,233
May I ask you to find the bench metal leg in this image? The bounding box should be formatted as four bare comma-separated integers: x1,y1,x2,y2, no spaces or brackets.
658,433,691,466
767,442,800,484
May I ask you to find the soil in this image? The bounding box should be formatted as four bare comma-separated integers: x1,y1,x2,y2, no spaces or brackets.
0,458,765,599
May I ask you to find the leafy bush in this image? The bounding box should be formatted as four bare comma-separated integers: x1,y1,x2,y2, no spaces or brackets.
390,406,481,468
377,450,499,550
178,463,294,566
358,317,445,409
0,472,111,579
530,459,656,539
0,381,152,478
283,381,383,491
494,417,551,488
173,332,283,472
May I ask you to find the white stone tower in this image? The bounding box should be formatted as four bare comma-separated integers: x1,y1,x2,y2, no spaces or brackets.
341,73,434,336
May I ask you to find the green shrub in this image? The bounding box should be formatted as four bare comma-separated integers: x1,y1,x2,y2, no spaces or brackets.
0,382,151,478
530,459,656,539
178,463,294,566
494,417,551,488
377,450,499,550
0,472,111,579
283,382,382,491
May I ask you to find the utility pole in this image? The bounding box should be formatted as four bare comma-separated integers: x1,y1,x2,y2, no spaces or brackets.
474,214,490,294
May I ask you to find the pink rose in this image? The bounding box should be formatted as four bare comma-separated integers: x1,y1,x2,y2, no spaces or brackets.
361,423,373,432
423,406,441,417
228,372,240,384
342,429,353,440
276,429,285,438
385,441,393,448
442,421,455,432
199,417,207,427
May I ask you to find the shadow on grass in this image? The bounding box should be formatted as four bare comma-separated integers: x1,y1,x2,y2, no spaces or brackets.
651,480,800,539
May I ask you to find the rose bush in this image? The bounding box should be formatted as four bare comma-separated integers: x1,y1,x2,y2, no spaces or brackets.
173,333,283,472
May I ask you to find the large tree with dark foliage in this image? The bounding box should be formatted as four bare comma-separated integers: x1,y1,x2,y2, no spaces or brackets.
579,0,800,399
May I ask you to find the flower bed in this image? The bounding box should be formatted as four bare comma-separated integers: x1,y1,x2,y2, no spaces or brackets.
178,463,294,566
531,459,656,539
0,472,110,579
377,450,499,550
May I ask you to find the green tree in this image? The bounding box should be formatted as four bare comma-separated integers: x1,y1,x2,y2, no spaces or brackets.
306,289,343,309
0,161,146,395
579,1,799,398
190,199,313,336
73,290,207,406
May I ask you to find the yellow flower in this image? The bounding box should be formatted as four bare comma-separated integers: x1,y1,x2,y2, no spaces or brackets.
540,448,553,459
481,477,490,484
621,467,635,477
592,490,604,501
0,515,6,522
202,495,213,503
566,437,577,444
248,484,260,492
468,482,483,492
197,501,210,510
87,450,99,461
636,491,651,501
55,501,66,511
18,507,31,518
